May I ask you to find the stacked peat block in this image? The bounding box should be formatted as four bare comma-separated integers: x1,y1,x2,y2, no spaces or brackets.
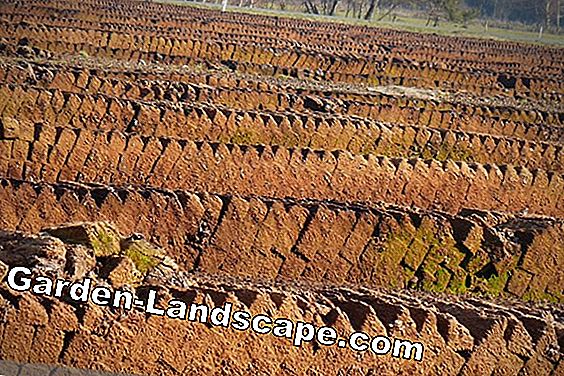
0,0,562,374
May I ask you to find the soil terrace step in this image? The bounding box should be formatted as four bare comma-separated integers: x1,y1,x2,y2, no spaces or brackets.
0,225,561,374
0,0,562,372
2,0,563,77
2,58,563,132
4,56,561,113
1,22,562,98
2,124,562,216
0,178,562,301
2,85,563,172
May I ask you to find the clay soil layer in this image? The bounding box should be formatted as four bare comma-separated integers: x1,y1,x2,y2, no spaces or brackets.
0,0,562,374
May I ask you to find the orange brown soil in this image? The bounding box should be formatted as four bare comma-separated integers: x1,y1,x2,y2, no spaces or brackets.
0,226,563,375
0,0,562,374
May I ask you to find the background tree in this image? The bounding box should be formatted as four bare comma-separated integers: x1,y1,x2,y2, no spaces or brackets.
252,0,563,31
364,0,422,21
303,0,341,14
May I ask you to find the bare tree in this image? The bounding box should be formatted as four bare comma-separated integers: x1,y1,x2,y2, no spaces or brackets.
304,0,320,13
365,0,419,21
365,0,381,19
558,0,561,30
328,0,340,15
303,0,341,15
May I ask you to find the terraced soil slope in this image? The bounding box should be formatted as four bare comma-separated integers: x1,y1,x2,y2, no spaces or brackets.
0,0,562,374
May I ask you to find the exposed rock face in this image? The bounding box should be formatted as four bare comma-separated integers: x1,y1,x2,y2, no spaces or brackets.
0,222,172,286
44,222,122,257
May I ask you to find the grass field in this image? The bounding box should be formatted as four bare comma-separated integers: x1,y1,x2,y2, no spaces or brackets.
161,0,564,46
